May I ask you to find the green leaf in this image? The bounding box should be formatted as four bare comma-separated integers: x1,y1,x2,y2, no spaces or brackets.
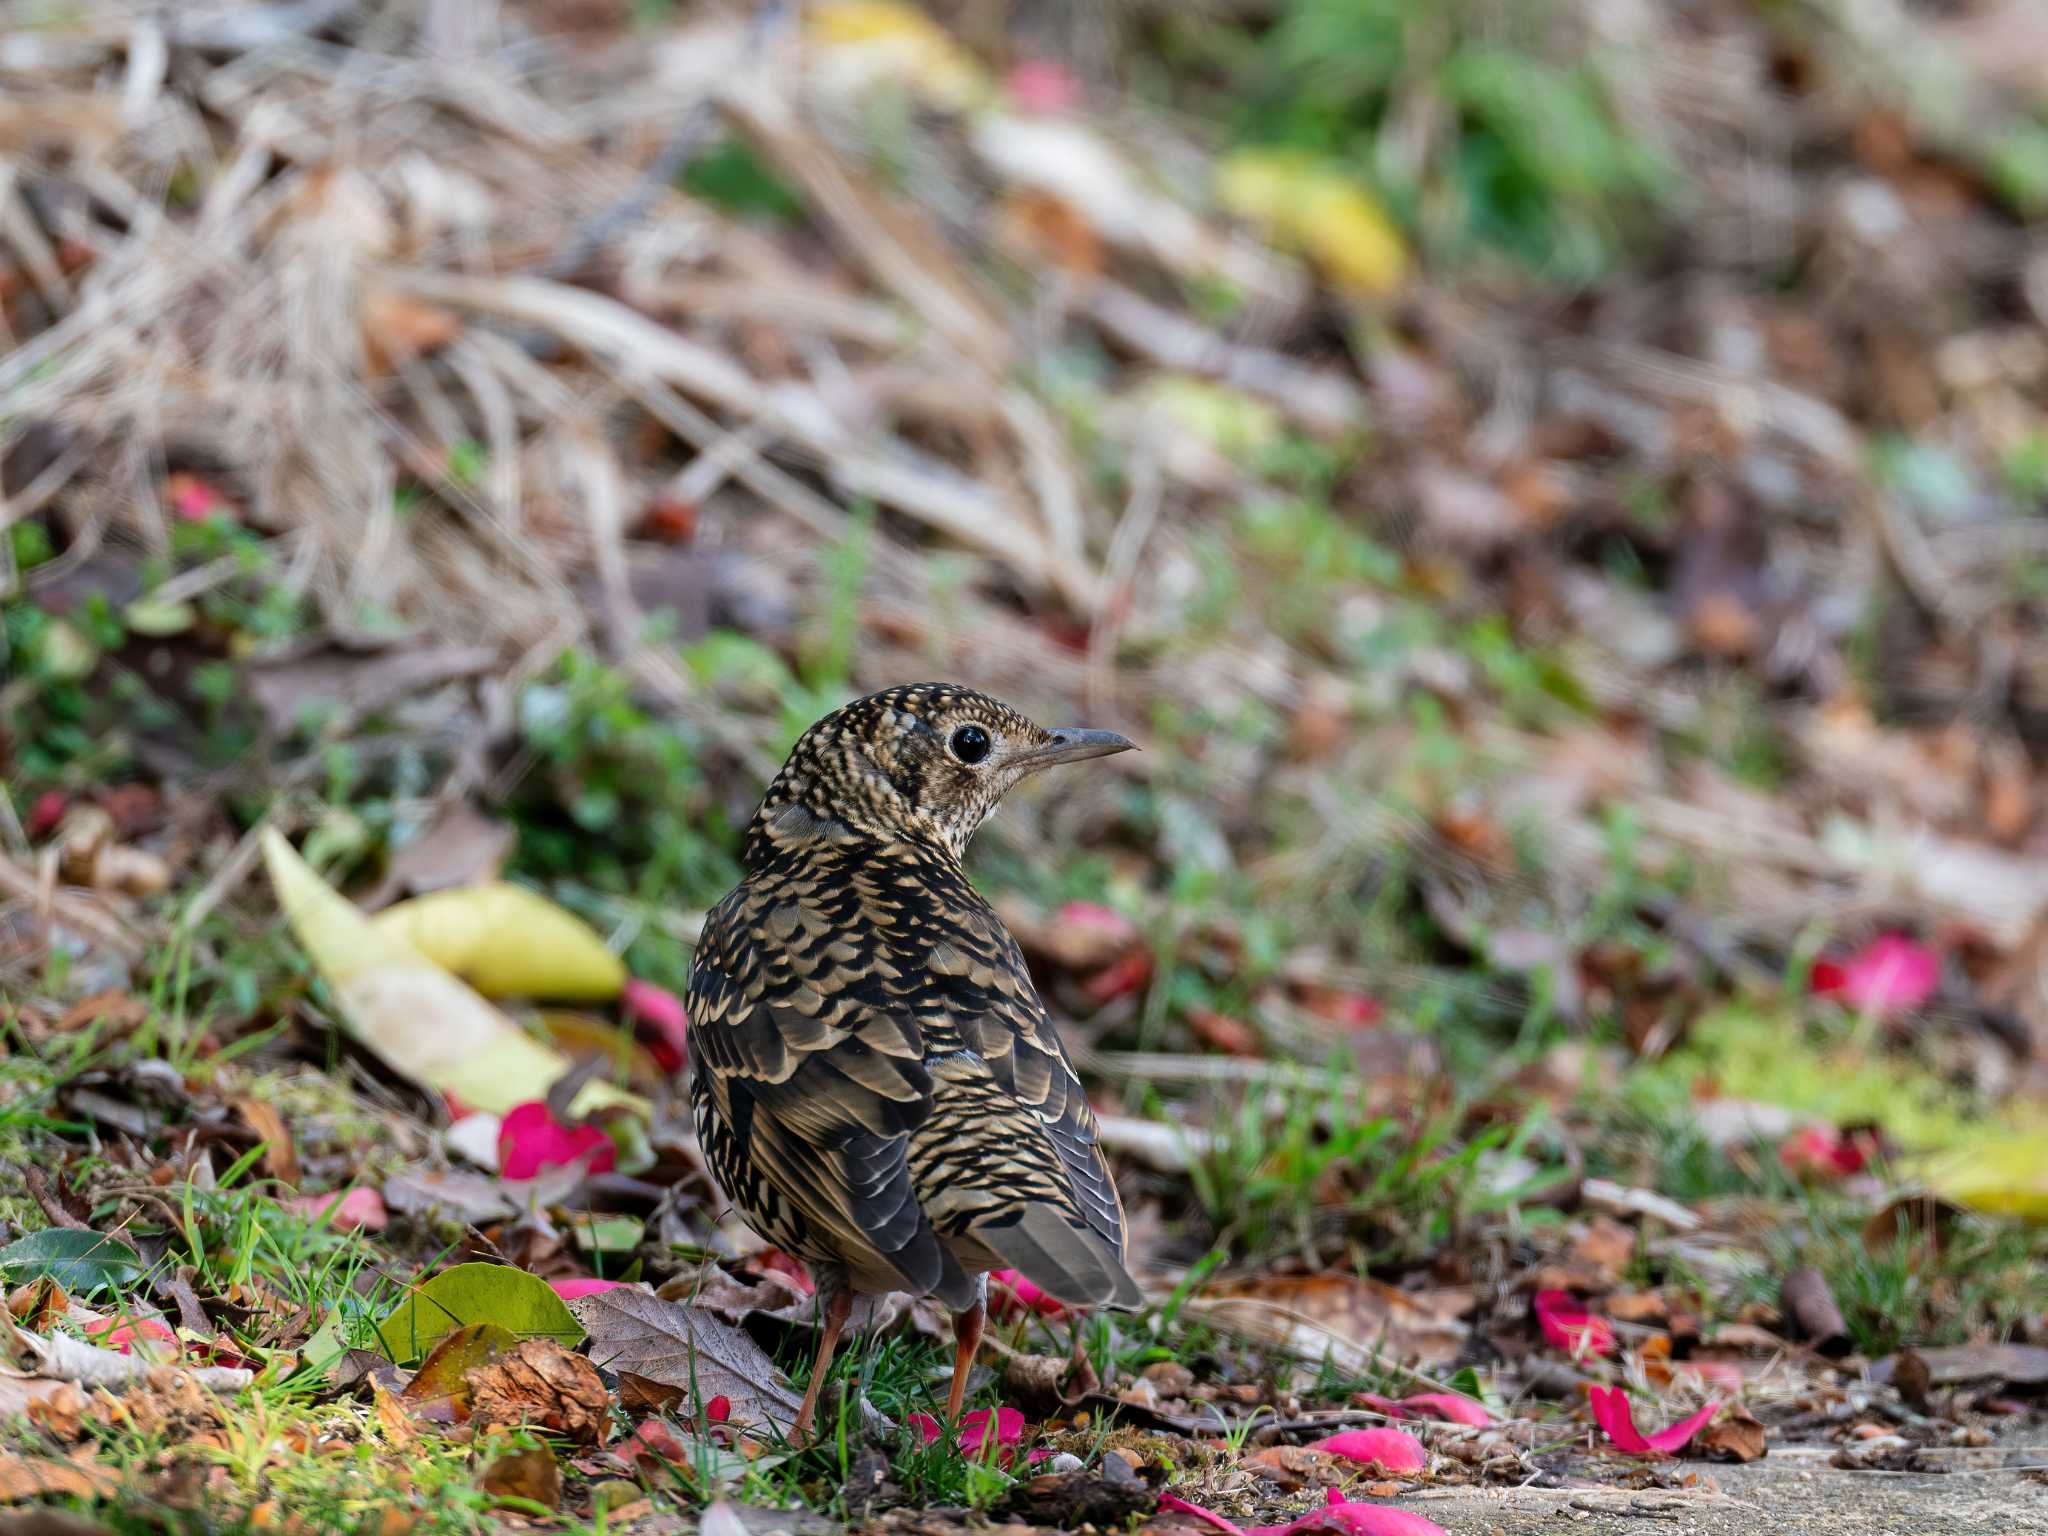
568,1214,644,1254
376,1262,584,1364
0,1229,143,1294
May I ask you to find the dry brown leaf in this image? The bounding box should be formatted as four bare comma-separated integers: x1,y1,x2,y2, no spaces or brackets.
466,1339,609,1445
1192,1274,1468,1370
571,1287,802,1434
1605,1291,1669,1325
360,802,515,910
381,1169,518,1226
477,1444,561,1511
0,1452,116,1502
52,991,150,1040
373,1387,418,1448
0,1375,88,1438
1572,1217,1636,1281
1780,1266,1848,1355
1240,1445,1344,1489
5,1278,71,1333
234,1097,300,1188
654,1262,811,1326
1696,1403,1766,1462
362,289,463,376
399,1322,517,1424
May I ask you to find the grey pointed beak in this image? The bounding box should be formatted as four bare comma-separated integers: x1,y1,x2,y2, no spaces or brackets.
1020,726,1138,769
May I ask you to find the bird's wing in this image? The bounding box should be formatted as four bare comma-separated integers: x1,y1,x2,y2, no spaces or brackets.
688,878,971,1305
907,898,1140,1308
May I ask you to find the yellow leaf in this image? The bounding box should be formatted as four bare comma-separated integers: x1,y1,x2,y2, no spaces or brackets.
1215,149,1407,297
1919,1129,2048,1220
807,1,986,109
370,884,625,1000
1143,376,1283,462
262,831,642,1118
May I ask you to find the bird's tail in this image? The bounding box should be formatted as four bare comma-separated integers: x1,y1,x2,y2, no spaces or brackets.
975,1204,1144,1310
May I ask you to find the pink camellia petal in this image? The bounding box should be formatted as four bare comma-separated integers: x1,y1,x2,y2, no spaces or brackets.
1313,1427,1428,1474
1535,1290,1615,1359
960,1406,1027,1457
705,1395,731,1424
497,1100,618,1180
27,791,67,842
1356,1391,1407,1417
623,978,690,1073
165,471,232,522
1055,901,1139,948
1395,1392,1490,1427
907,1407,1028,1460
286,1186,389,1234
86,1316,179,1358
1778,1125,1867,1180
749,1249,816,1295
1252,1492,1451,1536
1158,1494,1245,1536
1679,1361,1747,1395
1165,1487,1449,1536
1005,58,1080,114
549,1278,630,1300
990,1268,1069,1319
1810,933,1938,1016
620,1418,687,1465
1588,1386,1720,1456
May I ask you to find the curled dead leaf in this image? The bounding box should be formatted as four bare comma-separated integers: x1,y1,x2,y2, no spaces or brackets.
1695,1403,1766,1462
466,1338,610,1445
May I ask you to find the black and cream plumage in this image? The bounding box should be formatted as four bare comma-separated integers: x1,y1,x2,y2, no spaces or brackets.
687,684,1141,1437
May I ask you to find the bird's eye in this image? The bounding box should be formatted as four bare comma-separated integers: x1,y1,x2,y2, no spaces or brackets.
949,724,992,764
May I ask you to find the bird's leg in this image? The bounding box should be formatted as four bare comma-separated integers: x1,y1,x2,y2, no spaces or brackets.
943,1298,986,1425
793,1286,853,1444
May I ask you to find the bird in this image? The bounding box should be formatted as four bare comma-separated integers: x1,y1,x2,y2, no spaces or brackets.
686,683,1143,1441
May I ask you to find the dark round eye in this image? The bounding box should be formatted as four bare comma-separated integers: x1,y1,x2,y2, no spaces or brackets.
949,724,992,764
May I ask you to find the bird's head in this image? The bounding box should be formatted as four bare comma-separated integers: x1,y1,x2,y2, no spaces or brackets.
745,683,1135,864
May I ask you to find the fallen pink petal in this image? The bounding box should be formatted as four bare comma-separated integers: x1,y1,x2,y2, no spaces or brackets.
1809,933,1938,1016
286,1186,388,1233
620,1418,687,1464
1588,1386,1720,1456
1534,1290,1615,1359
623,977,690,1072
990,1267,1068,1318
1778,1125,1867,1180
497,1100,618,1180
85,1316,179,1358
1251,1498,1451,1536
1005,58,1080,113
906,1407,1027,1460
959,1405,1027,1457
548,1277,631,1300
1158,1494,1245,1536
1055,900,1139,947
1313,1427,1429,1473
1394,1392,1490,1427
1163,1488,1448,1536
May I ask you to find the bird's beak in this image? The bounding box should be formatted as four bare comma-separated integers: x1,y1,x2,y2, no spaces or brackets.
1014,727,1138,771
